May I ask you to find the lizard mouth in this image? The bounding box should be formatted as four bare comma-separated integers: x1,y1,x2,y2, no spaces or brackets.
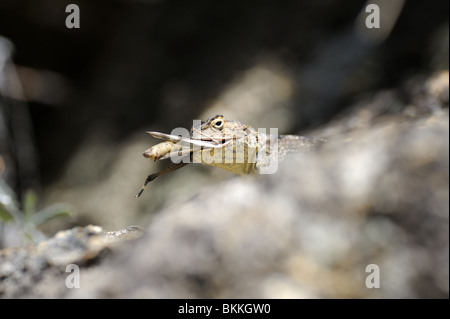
145,130,234,161
189,127,233,145
195,137,231,144
146,130,232,146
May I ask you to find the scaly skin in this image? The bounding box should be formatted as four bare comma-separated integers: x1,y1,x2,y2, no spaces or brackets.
136,114,324,197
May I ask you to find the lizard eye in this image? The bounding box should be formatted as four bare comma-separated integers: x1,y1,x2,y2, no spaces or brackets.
212,118,225,130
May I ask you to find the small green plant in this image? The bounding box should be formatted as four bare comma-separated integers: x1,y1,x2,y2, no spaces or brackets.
0,178,73,244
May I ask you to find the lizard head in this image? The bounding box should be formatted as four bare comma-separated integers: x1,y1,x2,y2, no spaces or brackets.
191,114,254,143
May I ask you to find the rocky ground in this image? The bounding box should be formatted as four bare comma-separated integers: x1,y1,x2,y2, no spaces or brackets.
1,71,448,298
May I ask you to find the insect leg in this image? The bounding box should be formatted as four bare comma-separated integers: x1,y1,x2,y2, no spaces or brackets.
135,161,189,197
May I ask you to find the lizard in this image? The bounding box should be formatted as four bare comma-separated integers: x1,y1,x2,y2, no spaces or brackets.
136,114,324,197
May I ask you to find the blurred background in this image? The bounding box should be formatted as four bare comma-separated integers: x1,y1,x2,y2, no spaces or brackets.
0,0,448,240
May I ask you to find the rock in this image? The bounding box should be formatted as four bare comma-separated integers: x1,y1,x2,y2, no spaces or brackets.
67,107,448,299
0,225,143,298
0,72,448,299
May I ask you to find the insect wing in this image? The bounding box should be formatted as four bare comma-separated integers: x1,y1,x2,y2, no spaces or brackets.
146,131,183,142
